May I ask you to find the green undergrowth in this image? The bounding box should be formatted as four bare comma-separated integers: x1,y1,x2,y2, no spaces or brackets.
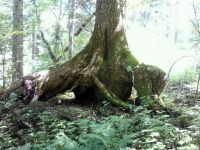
0,93,200,150
169,68,197,86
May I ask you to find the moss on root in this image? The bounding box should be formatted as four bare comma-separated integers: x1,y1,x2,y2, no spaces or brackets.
134,64,166,97
121,49,139,69
96,47,135,100
93,76,129,109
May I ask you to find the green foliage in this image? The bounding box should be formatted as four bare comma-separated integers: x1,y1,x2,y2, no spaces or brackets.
0,96,200,150
2,106,182,150
32,54,53,72
169,68,197,86
173,115,192,128
3,92,18,108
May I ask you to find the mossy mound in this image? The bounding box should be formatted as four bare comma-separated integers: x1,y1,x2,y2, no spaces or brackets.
134,64,166,97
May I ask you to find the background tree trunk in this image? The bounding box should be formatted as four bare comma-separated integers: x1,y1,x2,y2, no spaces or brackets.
2,52,5,88
31,25,39,60
12,0,23,81
31,0,39,61
68,0,76,60
0,46,5,88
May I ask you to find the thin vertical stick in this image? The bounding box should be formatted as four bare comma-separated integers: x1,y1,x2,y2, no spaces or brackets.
194,73,200,101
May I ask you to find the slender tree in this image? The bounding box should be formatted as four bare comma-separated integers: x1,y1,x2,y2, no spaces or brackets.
68,0,76,60
31,25,39,59
12,0,23,81
31,0,39,60
0,46,5,88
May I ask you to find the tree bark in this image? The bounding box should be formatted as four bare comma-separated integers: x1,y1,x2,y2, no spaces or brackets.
68,0,76,60
12,0,23,81
31,25,39,59
2,52,5,88
1,0,166,108
31,0,39,60
0,47,5,88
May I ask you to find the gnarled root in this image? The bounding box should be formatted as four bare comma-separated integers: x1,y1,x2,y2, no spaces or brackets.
93,76,129,109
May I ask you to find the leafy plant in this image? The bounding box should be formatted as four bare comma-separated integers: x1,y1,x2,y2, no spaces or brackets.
169,68,197,86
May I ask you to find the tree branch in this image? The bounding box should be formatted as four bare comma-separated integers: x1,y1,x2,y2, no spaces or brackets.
32,0,57,64
192,0,200,37
166,56,190,82
39,31,58,64
64,12,95,52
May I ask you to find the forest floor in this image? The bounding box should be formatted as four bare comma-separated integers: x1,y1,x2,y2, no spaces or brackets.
0,82,200,150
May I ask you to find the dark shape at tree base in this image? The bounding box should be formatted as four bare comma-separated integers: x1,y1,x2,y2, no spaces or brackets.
134,97,142,106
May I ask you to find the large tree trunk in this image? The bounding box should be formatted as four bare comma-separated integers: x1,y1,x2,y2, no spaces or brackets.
1,0,166,108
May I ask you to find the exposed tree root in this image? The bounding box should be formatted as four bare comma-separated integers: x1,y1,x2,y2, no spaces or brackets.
93,76,129,109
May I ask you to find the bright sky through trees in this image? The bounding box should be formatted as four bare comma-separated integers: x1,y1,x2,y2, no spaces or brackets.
126,0,195,74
